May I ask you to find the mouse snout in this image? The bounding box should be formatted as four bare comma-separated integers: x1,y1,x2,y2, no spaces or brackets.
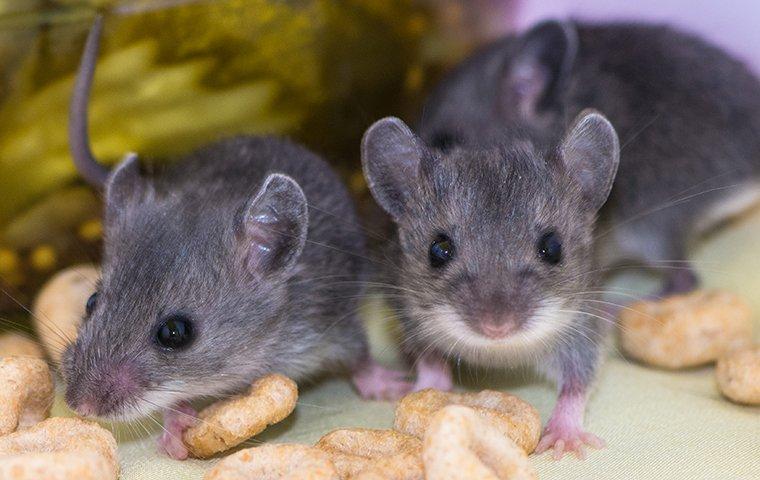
476,312,521,339
66,361,145,419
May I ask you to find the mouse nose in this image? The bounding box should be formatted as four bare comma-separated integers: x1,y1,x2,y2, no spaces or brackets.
477,314,519,339
65,361,144,419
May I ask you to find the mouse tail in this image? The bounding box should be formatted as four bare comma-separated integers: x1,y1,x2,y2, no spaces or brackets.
68,14,111,188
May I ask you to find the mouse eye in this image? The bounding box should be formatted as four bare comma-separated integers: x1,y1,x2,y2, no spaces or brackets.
85,292,98,315
537,231,562,265
429,234,455,268
156,314,194,350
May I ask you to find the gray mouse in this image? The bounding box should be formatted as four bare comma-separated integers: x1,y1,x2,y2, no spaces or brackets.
361,21,760,458
62,16,405,460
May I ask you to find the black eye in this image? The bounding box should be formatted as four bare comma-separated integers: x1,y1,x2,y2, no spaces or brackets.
537,231,562,265
156,314,194,350
85,292,98,315
429,234,455,268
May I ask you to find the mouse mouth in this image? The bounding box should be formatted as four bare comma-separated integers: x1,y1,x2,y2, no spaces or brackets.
414,299,573,364
65,362,172,422
469,312,528,340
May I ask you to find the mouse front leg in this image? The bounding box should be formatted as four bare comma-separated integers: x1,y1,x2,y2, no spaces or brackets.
535,382,605,459
351,356,414,401
412,353,453,392
158,401,197,460
536,319,606,459
351,352,453,399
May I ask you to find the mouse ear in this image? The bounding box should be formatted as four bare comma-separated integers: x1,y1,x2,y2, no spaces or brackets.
500,20,577,119
559,109,620,211
240,173,308,277
104,153,144,226
361,117,425,221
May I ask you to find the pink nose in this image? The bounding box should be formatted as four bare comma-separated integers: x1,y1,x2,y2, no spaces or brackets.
478,320,517,339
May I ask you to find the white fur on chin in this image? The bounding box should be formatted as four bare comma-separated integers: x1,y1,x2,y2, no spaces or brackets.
414,298,575,367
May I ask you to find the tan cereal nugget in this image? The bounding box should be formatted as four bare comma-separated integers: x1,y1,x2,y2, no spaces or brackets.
0,333,44,359
32,264,99,364
423,405,536,480
204,444,339,480
716,346,760,405
619,290,753,369
351,451,424,480
315,428,422,479
394,389,541,454
0,417,118,480
0,357,54,435
184,374,298,458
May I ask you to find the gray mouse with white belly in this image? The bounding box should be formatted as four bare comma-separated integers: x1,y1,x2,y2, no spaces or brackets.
61,16,405,460
361,21,760,458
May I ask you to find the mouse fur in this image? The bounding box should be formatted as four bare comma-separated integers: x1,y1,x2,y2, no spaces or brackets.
61,17,406,460
361,21,760,457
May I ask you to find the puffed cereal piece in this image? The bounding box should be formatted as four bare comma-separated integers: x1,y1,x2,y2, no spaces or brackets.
184,374,298,458
619,290,753,369
351,451,424,480
204,444,339,480
31,264,99,364
0,357,54,435
0,417,118,480
423,405,537,480
0,332,44,359
315,428,422,479
394,389,541,454
716,346,760,405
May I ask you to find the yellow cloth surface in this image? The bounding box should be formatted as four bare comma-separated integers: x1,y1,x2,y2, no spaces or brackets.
53,209,760,479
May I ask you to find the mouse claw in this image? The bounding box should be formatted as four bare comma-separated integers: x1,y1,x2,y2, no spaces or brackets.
158,402,197,460
535,422,605,460
351,361,413,401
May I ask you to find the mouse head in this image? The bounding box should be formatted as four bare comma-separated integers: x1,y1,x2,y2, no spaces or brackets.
361,110,618,363
420,20,577,151
62,159,308,421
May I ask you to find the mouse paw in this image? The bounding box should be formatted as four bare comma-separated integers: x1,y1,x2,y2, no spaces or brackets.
158,402,197,460
535,421,605,460
352,361,413,401
412,355,453,392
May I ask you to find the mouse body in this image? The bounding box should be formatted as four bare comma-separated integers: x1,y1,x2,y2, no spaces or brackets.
361,21,760,458
62,16,403,460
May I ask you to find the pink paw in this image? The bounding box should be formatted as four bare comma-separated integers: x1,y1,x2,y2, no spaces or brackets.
412,355,453,392
535,422,605,460
158,402,197,460
352,362,413,400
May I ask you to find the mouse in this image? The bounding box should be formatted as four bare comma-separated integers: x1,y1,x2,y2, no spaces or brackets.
360,21,760,458
61,15,407,460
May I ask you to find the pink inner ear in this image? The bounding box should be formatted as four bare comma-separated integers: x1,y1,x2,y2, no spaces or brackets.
244,210,281,273
509,61,549,117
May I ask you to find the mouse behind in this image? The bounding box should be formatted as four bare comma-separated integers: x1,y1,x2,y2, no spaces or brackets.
361,20,760,459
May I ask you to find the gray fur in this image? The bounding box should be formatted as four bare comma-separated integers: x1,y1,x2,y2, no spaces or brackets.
63,136,369,420
362,21,760,395
64,17,369,421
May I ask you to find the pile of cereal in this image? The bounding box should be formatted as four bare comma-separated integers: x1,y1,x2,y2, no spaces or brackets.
204,388,541,480
618,289,759,405
0,351,118,480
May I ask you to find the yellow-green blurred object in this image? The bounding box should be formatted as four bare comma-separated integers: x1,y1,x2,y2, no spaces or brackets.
0,0,449,313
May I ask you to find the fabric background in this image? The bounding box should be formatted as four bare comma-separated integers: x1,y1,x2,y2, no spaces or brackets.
51,207,760,479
